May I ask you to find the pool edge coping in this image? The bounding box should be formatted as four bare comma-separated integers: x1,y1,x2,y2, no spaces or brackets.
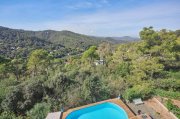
62,98,135,119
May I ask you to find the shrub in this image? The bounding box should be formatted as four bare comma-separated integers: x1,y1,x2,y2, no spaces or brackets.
0,78,19,103
81,75,110,103
27,102,51,119
115,62,130,77
45,73,73,98
1,80,44,114
155,89,180,100
123,84,153,101
0,111,23,119
154,79,180,91
166,99,180,118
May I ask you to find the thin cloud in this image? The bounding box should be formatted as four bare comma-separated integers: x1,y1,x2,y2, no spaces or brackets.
41,1,180,36
65,0,111,10
66,1,94,9
1,0,179,37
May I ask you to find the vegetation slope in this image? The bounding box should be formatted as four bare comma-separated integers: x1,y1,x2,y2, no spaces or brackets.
0,27,179,119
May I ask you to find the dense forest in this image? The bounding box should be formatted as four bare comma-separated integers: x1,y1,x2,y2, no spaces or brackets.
0,27,180,119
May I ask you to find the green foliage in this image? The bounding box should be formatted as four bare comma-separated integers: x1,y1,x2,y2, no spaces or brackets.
0,27,179,118
168,71,180,80
115,62,130,77
132,57,164,80
9,58,25,80
65,86,83,108
123,84,153,101
81,75,109,102
27,102,51,119
166,99,180,118
1,87,23,113
166,99,174,110
45,73,73,99
82,46,99,61
27,49,48,76
0,78,19,105
0,56,11,78
106,77,127,97
0,26,121,58
140,27,179,70
97,42,112,59
0,56,10,64
0,111,23,119
1,80,44,114
140,26,161,48
175,30,180,37
27,49,48,68
154,79,180,91
155,89,180,100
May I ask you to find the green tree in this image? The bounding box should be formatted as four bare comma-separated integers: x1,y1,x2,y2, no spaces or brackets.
82,76,109,102
175,30,180,37
97,42,112,60
0,56,11,78
9,58,24,80
115,62,131,77
132,57,164,80
140,27,161,49
1,87,23,113
45,73,72,99
1,80,44,114
27,49,48,76
82,46,98,63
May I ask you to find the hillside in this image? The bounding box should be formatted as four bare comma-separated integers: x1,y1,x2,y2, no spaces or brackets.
0,26,134,58
0,27,180,119
109,36,139,42
0,26,103,47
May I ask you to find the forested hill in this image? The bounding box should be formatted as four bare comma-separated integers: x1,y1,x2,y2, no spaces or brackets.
0,26,134,58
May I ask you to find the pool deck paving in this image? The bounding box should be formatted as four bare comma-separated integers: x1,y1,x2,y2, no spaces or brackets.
127,97,178,119
47,97,179,119
145,97,178,119
62,98,135,119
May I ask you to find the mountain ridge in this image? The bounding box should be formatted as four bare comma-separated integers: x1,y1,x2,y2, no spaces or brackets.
0,26,138,58
0,26,138,42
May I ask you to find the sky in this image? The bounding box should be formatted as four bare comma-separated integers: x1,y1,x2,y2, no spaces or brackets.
0,0,180,37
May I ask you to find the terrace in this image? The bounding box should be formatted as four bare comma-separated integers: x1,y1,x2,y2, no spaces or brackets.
46,98,153,119
62,98,135,119
46,97,178,119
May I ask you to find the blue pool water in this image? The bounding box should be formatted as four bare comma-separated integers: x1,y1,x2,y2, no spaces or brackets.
65,102,128,119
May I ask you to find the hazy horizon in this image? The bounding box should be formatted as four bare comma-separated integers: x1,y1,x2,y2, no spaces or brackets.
0,0,180,37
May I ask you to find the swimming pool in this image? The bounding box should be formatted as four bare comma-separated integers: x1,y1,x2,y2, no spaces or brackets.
65,102,128,119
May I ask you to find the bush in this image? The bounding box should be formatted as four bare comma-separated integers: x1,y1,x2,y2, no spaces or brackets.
166,99,174,110
0,111,22,119
123,84,153,101
166,99,180,118
154,79,180,91
1,87,23,113
0,78,19,104
45,73,73,98
115,62,130,77
1,80,44,114
81,75,110,103
27,102,51,119
155,89,180,100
